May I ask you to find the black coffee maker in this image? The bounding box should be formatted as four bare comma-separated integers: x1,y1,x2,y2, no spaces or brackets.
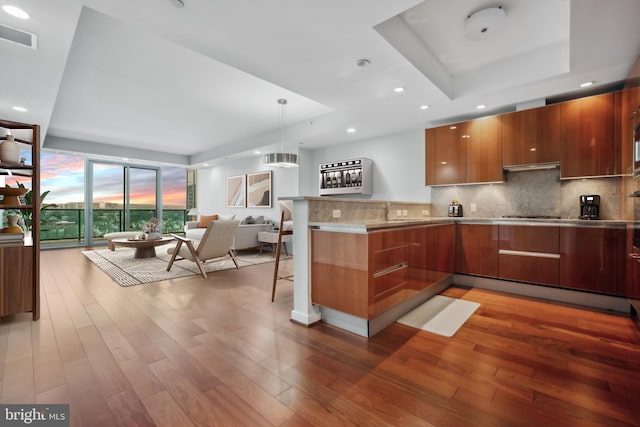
579,195,600,220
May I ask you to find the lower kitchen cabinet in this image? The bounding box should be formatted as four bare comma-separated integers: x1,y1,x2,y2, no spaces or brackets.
559,226,623,295
407,224,455,297
498,225,560,286
456,224,499,277
311,224,454,320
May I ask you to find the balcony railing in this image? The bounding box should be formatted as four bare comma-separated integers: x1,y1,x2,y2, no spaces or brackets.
40,208,187,244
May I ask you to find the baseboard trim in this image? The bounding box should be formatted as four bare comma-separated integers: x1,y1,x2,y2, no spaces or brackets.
453,274,631,314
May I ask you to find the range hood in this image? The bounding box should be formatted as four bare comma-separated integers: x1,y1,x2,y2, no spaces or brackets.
503,162,560,172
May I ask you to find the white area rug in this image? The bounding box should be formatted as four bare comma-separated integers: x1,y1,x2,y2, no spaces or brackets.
82,247,280,287
397,295,480,337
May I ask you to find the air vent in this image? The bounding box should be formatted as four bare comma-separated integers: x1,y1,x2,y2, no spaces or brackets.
0,24,37,49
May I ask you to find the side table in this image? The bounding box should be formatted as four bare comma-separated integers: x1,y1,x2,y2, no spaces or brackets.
258,231,291,256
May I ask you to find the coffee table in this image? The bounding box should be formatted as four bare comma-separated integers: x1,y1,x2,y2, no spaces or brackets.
111,236,174,259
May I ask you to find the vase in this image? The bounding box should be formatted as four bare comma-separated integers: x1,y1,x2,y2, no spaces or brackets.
0,135,21,164
146,231,161,240
2,214,23,234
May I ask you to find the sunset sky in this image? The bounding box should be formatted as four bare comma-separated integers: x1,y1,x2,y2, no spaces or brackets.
5,151,187,208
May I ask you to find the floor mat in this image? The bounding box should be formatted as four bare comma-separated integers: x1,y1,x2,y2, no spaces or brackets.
397,295,480,337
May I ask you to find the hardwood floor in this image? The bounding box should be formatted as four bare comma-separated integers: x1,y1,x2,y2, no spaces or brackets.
1,247,639,426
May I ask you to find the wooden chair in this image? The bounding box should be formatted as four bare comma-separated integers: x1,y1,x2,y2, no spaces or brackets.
166,219,240,279
272,201,294,301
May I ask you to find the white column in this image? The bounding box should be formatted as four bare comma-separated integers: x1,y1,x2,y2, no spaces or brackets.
290,199,321,325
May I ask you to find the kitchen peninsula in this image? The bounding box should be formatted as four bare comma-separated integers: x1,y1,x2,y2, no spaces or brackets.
286,196,633,338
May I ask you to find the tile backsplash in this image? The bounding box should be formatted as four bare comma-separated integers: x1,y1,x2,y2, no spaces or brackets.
430,168,623,220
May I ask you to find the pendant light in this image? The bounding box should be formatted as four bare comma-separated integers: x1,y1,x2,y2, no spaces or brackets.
264,98,299,168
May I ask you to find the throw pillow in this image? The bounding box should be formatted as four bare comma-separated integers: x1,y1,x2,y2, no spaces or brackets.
198,214,218,228
254,215,265,224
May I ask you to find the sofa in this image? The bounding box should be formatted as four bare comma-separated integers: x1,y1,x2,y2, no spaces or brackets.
184,215,270,251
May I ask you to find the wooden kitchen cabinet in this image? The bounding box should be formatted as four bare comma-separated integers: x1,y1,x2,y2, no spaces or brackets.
559,226,622,295
456,224,499,277
502,104,561,166
498,225,560,286
311,228,408,319
560,92,615,178
426,116,503,185
406,224,455,297
466,115,504,183
425,125,467,185
312,224,455,319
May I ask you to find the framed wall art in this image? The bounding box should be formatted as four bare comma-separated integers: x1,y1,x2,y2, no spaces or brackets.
246,171,272,208
226,175,246,208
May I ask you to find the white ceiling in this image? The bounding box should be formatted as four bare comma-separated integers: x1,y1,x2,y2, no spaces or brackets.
1,0,639,167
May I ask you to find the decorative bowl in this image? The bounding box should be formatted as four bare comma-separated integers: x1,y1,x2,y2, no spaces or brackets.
0,187,28,205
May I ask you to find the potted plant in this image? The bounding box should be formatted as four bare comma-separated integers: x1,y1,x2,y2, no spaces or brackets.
142,217,162,240
12,183,57,230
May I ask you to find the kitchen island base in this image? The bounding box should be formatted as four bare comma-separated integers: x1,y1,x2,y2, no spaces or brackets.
319,276,452,338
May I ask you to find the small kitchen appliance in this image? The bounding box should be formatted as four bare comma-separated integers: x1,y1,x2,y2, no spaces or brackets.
448,200,463,217
579,195,600,220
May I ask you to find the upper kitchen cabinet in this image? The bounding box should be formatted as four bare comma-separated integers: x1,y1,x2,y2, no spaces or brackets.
425,115,503,185
560,92,615,178
466,115,503,183
425,124,467,185
502,104,561,167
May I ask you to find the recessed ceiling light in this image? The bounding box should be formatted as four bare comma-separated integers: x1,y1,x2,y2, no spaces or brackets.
169,0,185,8
2,5,29,19
476,104,486,109
420,105,429,110
394,87,405,93
580,81,595,88
12,106,27,112
254,150,260,154
347,128,356,133
122,158,129,161
356,59,370,67
203,163,209,167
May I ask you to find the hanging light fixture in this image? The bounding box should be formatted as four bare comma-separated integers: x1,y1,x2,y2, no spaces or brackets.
264,98,299,168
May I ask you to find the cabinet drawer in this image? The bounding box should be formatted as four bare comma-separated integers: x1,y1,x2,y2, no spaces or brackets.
499,253,559,286
373,245,407,273
373,264,407,297
499,225,559,253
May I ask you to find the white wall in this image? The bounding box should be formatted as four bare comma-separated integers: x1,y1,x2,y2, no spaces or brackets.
307,129,432,202
197,155,299,223
197,128,432,217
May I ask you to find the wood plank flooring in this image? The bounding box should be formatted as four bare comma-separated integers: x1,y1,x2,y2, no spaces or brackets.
1,247,639,426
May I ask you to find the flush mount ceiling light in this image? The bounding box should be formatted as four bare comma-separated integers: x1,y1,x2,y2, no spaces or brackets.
464,5,506,40
2,5,29,19
169,0,185,8
264,99,299,168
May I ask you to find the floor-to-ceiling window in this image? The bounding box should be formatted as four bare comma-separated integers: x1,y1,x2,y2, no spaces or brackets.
86,161,160,247
161,166,187,233
34,151,188,248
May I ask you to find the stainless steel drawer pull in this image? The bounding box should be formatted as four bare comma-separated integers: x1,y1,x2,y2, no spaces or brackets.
498,249,560,259
374,262,408,278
